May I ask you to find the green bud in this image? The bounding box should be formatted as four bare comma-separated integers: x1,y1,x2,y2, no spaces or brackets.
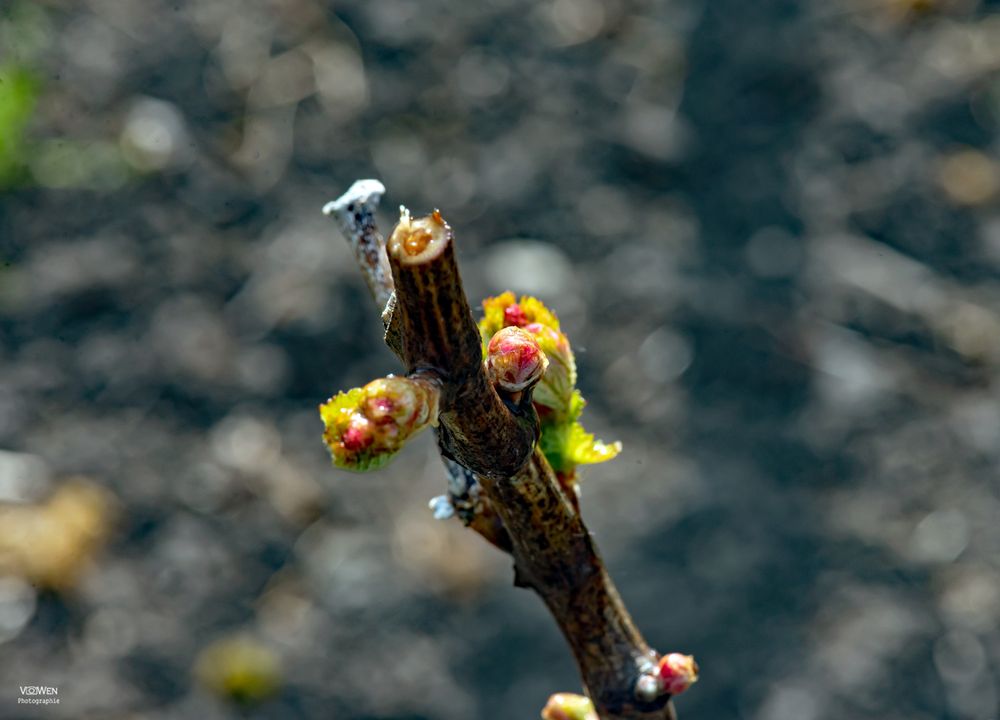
320,376,438,471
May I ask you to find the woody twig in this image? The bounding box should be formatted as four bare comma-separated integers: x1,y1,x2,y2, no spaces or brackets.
321,180,696,719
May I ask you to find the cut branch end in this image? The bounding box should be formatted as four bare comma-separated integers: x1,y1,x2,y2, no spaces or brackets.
389,206,451,264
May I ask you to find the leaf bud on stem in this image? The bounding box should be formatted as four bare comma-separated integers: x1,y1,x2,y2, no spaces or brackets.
486,326,549,401
320,376,439,471
658,653,699,696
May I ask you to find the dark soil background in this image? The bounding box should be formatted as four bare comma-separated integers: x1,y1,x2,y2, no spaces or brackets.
2,0,1000,718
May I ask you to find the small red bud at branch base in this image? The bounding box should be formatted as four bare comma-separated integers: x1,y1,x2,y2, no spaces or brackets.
658,653,699,696
541,693,599,720
486,326,549,393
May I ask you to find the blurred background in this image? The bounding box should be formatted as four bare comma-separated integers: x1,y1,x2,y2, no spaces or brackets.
2,0,1000,718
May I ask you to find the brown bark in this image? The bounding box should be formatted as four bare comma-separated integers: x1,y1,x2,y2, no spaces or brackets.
385,210,539,480
488,449,676,719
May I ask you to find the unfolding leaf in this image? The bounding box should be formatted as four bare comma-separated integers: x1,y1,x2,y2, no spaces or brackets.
566,421,622,466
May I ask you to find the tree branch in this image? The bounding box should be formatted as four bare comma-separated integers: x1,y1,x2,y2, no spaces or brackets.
323,183,513,548
488,448,676,720
324,180,688,720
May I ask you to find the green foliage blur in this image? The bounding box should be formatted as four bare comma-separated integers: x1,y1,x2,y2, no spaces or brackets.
1,3,131,192
0,3,46,190
0,66,38,188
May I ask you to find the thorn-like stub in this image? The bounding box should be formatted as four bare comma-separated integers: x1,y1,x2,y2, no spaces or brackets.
323,178,386,216
324,178,393,307
388,210,451,264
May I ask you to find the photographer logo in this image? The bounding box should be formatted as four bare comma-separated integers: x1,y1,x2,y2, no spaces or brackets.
17,686,59,705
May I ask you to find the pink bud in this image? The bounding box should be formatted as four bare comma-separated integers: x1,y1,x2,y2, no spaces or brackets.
341,416,373,452
486,326,549,392
524,322,570,357
504,303,530,327
364,377,425,427
658,653,699,696
366,396,395,422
